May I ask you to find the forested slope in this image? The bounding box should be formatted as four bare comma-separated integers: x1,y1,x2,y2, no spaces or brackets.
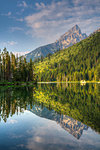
35,32,100,81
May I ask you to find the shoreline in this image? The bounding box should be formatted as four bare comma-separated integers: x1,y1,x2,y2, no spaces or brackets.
0,81,37,86
0,81,99,86
38,81,100,84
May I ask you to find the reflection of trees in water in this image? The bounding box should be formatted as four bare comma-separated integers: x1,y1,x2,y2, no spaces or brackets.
0,84,100,133
34,83,100,133
0,87,35,122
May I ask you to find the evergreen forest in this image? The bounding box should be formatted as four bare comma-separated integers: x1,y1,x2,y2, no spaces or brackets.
0,32,100,83
35,32,100,82
0,48,35,83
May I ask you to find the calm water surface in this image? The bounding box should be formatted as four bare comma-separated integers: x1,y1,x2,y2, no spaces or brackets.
0,83,100,150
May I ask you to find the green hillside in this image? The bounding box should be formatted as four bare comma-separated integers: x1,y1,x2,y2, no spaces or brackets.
35,32,100,82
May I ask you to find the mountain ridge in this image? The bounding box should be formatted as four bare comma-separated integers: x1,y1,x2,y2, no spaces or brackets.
25,25,87,61
35,31,100,81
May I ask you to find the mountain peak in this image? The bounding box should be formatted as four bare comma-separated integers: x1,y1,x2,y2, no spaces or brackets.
69,24,81,34
25,25,87,61
56,24,87,49
72,24,80,30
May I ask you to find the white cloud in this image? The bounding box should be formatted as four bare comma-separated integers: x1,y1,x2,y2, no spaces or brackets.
13,51,31,56
10,27,23,32
25,0,100,43
8,41,17,46
8,119,18,124
1,41,17,47
16,18,24,22
18,1,28,8
35,2,46,9
1,11,12,16
17,1,29,13
7,12,11,16
1,11,24,23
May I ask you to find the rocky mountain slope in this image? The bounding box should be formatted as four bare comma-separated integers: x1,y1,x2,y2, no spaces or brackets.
56,24,87,49
25,25,87,61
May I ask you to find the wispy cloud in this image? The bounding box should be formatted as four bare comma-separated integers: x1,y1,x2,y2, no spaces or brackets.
13,51,31,56
25,0,100,43
17,1,33,15
35,2,46,9
1,41,17,47
1,11,24,23
17,1,29,13
18,1,28,8
8,119,18,124
1,11,11,16
10,27,23,32
16,18,24,22
8,41,17,46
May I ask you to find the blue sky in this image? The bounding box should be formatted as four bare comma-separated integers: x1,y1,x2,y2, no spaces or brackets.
0,0,100,55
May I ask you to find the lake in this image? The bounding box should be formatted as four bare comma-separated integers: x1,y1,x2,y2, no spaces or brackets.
0,83,100,150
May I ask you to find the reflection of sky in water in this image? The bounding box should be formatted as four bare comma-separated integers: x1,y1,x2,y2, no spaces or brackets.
0,110,100,150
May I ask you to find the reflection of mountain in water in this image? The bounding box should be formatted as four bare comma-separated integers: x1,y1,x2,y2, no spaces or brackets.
59,115,88,139
27,105,88,139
